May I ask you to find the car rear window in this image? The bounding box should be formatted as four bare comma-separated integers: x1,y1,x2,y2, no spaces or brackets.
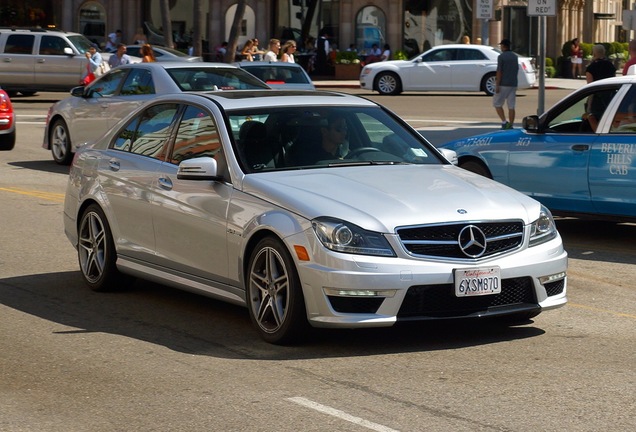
241,65,310,85
166,68,270,91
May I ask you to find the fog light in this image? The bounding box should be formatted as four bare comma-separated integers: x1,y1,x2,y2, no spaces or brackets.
539,272,566,285
324,288,397,298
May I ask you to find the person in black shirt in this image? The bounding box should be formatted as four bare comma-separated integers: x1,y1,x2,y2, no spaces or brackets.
586,44,616,83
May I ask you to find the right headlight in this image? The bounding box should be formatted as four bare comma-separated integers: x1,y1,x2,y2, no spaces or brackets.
312,217,395,257
529,206,558,247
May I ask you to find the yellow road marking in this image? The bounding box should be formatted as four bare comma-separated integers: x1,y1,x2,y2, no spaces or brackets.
0,187,65,203
568,302,636,320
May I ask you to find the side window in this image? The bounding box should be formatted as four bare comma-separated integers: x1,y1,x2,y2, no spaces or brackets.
120,69,155,95
87,69,127,98
111,103,178,159
4,35,35,54
170,105,222,164
547,87,619,133
130,104,179,158
422,49,453,62
457,49,486,61
39,36,70,55
609,85,636,133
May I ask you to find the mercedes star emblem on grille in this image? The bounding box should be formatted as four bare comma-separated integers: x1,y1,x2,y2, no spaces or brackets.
458,225,488,258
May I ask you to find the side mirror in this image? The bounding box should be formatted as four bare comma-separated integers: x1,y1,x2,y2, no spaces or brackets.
438,148,458,165
64,47,74,56
177,156,220,180
522,115,540,133
71,86,86,97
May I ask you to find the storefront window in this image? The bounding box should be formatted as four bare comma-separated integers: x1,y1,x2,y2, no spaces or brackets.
79,1,106,47
403,0,471,57
355,6,386,55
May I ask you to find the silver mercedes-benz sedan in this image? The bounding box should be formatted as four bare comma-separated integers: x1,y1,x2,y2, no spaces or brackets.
63,90,568,344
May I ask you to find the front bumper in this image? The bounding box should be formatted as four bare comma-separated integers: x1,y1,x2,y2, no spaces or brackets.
289,230,567,328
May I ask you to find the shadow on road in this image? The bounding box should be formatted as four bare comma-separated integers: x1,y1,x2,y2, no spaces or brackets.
0,271,545,360
555,218,636,265
9,160,70,175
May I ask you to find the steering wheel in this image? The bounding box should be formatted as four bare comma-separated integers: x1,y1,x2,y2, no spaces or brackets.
344,147,381,159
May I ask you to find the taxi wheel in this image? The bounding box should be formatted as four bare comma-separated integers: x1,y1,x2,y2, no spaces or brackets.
246,236,309,345
460,160,492,179
50,119,73,165
482,73,496,96
375,72,402,95
78,204,133,292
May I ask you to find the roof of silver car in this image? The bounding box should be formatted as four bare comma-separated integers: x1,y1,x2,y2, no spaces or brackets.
178,90,379,110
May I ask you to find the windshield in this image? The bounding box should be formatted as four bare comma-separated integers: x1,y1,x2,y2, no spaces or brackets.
166,68,270,91
68,35,94,54
227,106,444,173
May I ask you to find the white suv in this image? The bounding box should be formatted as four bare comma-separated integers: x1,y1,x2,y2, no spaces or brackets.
0,27,96,95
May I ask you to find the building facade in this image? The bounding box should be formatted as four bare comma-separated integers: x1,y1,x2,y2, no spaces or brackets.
1,1,632,64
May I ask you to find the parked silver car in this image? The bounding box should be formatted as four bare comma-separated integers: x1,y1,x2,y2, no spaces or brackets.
0,27,109,94
64,90,567,344
124,45,202,62
43,62,270,164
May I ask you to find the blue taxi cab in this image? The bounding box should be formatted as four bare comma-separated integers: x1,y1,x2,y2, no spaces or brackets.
440,74,636,220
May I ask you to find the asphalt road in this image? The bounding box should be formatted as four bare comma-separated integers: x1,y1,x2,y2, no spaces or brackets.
1,90,634,432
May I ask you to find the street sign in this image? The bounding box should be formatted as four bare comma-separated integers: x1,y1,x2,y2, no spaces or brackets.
477,0,494,20
527,0,557,17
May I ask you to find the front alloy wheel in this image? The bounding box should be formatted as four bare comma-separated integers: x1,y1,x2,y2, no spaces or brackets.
247,237,308,344
376,72,401,95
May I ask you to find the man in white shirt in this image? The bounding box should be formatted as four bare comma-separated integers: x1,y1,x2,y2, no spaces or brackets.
264,38,280,62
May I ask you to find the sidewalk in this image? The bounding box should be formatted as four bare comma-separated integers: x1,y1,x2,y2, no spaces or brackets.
312,77,588,91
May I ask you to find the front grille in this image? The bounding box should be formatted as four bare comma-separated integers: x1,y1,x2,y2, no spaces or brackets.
545,279,565,296
398,277,536,318
397,221,524,259
327,296,385,314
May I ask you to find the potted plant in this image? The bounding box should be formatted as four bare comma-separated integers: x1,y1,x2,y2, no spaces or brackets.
335,51,362,80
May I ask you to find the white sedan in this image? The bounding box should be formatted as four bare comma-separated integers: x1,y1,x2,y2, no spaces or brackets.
360,44,536,96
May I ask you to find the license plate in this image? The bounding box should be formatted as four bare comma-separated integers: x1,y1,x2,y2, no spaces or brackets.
454,267,501,297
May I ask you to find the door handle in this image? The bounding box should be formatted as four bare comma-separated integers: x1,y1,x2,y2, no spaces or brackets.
571,144,589,151
37,59,45,63
108,160,120,171
158,177,173,190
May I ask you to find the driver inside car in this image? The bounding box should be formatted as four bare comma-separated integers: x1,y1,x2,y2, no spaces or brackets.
288,114,349,165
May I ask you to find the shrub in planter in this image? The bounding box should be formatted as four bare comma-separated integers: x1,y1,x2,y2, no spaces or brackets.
545,66,556,78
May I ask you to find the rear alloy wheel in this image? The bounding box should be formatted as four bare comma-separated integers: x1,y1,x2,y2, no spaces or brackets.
375,72,401,95
50,119,73,165
78,204,132,292
246,237,308,344
482,73,497,96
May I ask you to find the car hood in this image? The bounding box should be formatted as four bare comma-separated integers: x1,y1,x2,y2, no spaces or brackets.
241,165,540,233
363,60,411,70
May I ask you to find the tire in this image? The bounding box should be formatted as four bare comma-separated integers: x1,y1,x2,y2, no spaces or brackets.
459,160,492,179
0,131,16,151
375,72,402,95
50,119,73,165
246,236,309,344
482,73,497,96
78,204,132,292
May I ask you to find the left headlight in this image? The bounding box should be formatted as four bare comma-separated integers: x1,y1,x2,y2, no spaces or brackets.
312,217,395,257
529,206,558,247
